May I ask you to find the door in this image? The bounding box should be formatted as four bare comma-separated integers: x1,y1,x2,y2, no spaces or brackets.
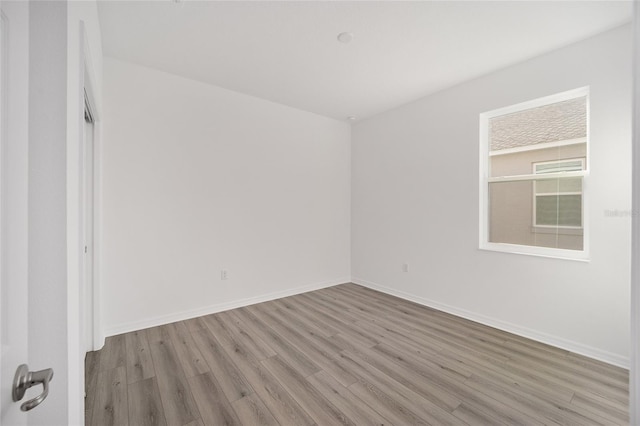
0,1,30,424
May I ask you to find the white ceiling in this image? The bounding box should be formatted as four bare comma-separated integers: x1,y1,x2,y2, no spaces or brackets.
98,1,632,121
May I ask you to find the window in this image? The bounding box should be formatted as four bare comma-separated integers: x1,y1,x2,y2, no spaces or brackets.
479,88,589,260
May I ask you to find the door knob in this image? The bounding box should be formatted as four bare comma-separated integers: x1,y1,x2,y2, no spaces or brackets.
12,364,54,411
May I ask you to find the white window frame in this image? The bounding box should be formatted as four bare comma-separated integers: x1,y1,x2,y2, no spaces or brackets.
532,158,585,230
479,87,590,261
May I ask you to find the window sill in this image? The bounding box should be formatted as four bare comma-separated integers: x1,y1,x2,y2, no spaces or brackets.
479,242,590,262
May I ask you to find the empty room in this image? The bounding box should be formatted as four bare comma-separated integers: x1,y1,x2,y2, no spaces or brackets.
2,1,640,425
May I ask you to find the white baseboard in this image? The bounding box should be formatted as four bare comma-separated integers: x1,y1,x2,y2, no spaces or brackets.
92,330,106,352
351,277,629,369
104,277,349,337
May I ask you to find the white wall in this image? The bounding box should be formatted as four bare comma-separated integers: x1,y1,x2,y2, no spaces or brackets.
352,25,632,367
102,58,351,335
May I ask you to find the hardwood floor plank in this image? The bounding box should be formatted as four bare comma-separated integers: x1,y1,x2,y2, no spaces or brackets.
501,338,627,391
505,355,628,403
571,391,629,424
184,317,209,334
232,393,280,426
233,307,321,376
464,373,609,426
300,290,371,325
262,355,356,426
266,306,344,354
202,312,236,347
371,323,473,379
347,380,428,425
342,284,511,345
166,321,210,377
274,296,342,337
374,341,471,383
436,347,576,404
354,316,445,357
217,310,277,360
327,332,369,354
567,351,629,380
337,350,469,426
85,350,101,425
452,402,510,426
306,370,390,425
91,366,129,426
125,329,155,384
190,328,254,402
367,340,545,425
344,342,463,412
222,340,315,426
145,324,172,344
391,318,512,367
502,336,572,360
148,338,200,425
128,377,167,426
334,287,515,358
248,305,358,387
188,372,242,426
438,345,576,404
294,293,380,348
99,335,126,371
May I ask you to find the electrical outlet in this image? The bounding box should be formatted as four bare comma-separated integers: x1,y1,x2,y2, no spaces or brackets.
221,270,228,280
402,263,409,272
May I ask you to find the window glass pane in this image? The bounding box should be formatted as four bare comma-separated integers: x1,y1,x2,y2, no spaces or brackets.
535,160,583,174
488,96,587,179
535,177,582,194
490,147,586,179
558,177,582,193
536,195,582,227
489,180,583,251
535,179,558,194
490,96,586,152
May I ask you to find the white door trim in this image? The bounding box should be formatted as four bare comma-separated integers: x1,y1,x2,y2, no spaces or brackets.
631,2,639,424
67,15,103,425
83,62,102,352
82,43,103,352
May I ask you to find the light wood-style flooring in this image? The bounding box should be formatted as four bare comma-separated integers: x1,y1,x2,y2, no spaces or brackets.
85,283,629,425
